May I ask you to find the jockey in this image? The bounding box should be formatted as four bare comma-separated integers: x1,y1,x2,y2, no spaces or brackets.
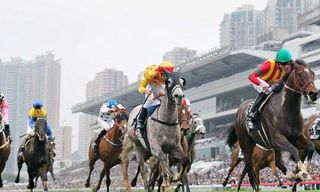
0,92,11,142
93,98,125,159
135,61,174,137
181,98,191,113
247,49,293,130
20,99,53,155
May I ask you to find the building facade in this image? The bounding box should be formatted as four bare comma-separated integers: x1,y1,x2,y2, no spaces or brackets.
163,47,196,65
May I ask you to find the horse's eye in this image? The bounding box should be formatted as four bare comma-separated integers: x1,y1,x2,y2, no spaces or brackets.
167,79,173,87
180,78,186,86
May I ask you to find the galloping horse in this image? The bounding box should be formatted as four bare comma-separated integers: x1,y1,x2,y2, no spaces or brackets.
85,110,128,192
130,113,206,192
23,118,50,191
227,61,318,191
16,138,56,185
0,112,10,188
301,114,320,161
121,69,188,192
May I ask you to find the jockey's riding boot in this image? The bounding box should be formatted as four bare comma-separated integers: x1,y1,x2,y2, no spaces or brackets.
136,107,148,137
248,92,268,122
19,134,31,157
93,129,107,160
4,124,12,143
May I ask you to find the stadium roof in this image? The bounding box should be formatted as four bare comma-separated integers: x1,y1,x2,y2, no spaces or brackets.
71,48,275,116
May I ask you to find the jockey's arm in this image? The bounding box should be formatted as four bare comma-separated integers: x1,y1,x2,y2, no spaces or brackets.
248,60,271,86
28,116,35,129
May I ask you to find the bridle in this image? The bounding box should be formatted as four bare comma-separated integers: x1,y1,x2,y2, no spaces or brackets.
284,66,315,94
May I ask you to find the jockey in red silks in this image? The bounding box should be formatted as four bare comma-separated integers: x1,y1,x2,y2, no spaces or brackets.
0,92,11,142
247,49,293,130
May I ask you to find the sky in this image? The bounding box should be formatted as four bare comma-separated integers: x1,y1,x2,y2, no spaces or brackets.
0,0,268,152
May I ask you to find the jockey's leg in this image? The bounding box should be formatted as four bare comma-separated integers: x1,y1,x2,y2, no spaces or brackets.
136,107,148,136
248,92,268,120
93,128,107,160
19,134,32,157
4,124,12,142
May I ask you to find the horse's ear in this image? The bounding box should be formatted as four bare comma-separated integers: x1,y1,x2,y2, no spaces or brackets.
162,67,170,77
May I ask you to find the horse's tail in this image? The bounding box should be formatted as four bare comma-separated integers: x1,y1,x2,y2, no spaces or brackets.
120,136,134,162
226,124,238,149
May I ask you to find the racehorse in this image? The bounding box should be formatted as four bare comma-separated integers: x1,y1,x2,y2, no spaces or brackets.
23,118,50,191
227,61,318,191
223,141,283,191
85,110,128,192
121,69,188,192
0,112,10,188
130,113,206,192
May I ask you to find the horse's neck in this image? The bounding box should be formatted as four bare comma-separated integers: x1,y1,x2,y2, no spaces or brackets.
157,96,178,122
108,127,121,142
281,88,302,112
187,131,196,148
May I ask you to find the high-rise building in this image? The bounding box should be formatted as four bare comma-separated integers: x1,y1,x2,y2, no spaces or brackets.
0,52,61,173
163,47,196,65
78,114,87,160
82,68,129,159
56,123,72,161
264,0,303,34
220,5,263,50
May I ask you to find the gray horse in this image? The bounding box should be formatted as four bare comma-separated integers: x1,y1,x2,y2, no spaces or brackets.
121,69,188,191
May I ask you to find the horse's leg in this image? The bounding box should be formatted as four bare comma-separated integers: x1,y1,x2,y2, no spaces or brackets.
157,176,163,192
134,146,150,191
151,144,172,191
15,156,24,183
27,168,35,190
272,135,310,180
105,168,111,192
223,153,242,186
131,165,140,187
94,164,106,192
170,145,189,182
237,164,248,192
296,136,315,173
269,158,282,186
121,157,131,192
0,163,6,188
50,167,55,181
85,158,98,188
39,164,48,192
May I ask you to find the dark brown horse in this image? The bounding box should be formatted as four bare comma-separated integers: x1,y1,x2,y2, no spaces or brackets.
0,113,10,188
301,114,320,162
85,110,128,192
223,141,283,191
227,62,318,191
16,138,56,185
23,118,49,191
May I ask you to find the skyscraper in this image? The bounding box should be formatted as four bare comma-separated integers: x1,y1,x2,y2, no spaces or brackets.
56,123,72,161
220,5,263,50
0,52,61,173
163,47,197,65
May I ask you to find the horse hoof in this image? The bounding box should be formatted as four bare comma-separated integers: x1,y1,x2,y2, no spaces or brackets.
296,171,311,181
286,171,296,181
85,182,90,188
0,183,3,188
171,174,180,182
15,178,19,183
27,184,31,189
222,181,227,187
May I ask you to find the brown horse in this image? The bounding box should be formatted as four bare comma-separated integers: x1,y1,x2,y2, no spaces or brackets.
223,141,283,191
227,61,318,191
301,114,320,161
85,110,129,192
23,118,50,191
0,112,10,188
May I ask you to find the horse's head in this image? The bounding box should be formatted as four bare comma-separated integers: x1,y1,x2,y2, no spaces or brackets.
190,113,206,139
178,104,191,134
163,69,186,105
115,110,129,134
287,60,318,102
35,118,47,141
